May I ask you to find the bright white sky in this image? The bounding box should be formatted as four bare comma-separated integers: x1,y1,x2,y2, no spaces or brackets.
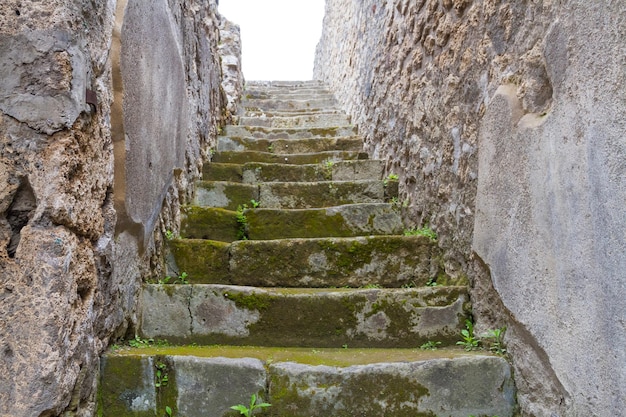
218,0,326,81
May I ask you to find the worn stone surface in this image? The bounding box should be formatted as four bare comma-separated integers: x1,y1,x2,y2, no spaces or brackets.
99,354,266,417
0,0,235,415
195,181,259,210
217,135,363,154
228,235,447,288
246,203,403,240
219,18,244,121
258,179,387,209
139,284,468,347
174,356,267,417
239,113,350,129
269,356,515,417
315,0,626,415
224,124,357,139
101,348,512,417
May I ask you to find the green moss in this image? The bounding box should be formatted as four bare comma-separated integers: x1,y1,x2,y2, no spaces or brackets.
269,368,434,416
202,163,243,182
180,206,239,242
169,239,231,284
227,291,273,311
246,209,352,240
98,355,156,417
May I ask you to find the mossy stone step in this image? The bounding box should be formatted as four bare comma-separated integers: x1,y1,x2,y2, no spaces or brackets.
246,80,325,88
217,135,363,154
193,179,392,210
211,150,367,165
180,206,240,242
139,284,469,347
242,97,337,110
169,235,457,288
242,108,342,118
238,114,351,128
194,181,258,211
224,125,357,139
246,203,403,240
258,179,394,209
202,160,386,183
100,347,515,417
180,203,403,242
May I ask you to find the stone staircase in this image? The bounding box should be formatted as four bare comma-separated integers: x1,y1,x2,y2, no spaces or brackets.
99,81,516,417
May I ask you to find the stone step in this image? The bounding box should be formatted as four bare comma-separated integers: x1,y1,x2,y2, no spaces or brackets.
180,203,404,242
224,125,357,139
217,135,363,154
211,150,367,165
246,203,404,240
242,108,342,118
243,91,335,101
194,179,393,210
241,97,337,111
100,347,516,417
245,80,326,88
238,113,351,128
168,235,456,288
139,284,469,347
202,160,386,183
258,179,394,209
193,181,258,211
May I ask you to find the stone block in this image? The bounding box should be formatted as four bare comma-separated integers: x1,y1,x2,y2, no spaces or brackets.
246,203,403,240
258,179,384,209
228,235,448,288
173,356,266,417
139,284,468,347
268,356,516,417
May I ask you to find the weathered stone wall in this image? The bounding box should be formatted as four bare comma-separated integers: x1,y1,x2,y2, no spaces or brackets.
219,19,245,121
315,1,626,416
0,0,239,415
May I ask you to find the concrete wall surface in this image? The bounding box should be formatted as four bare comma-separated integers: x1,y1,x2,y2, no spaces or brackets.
315,0,626,415
0,0,237,415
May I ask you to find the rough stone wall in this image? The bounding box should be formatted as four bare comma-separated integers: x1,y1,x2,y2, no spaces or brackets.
219,19,245,121
315,1,626,416
0,0,238,415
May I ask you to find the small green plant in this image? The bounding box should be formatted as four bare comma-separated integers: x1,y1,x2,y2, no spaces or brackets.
236,204,249,240
177,272,189,285
155,362,169,388
420,340,442,350
482,326,507,355
320,159,335,180
425,277,438,287
230,394,271,417
456,319,480,351
165,406,173,417
128,336,154,348
342,344,348,349
164,230,175,240
267,144,274,153
249,199,260,208
158,276,172,284
383,173,399,186
127,336,169,348
403,225,437,242
362,283,381,289
401,280,417,288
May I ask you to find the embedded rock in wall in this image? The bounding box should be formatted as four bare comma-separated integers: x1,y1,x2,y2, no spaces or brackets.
315,0,626,415
0,0,233,415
